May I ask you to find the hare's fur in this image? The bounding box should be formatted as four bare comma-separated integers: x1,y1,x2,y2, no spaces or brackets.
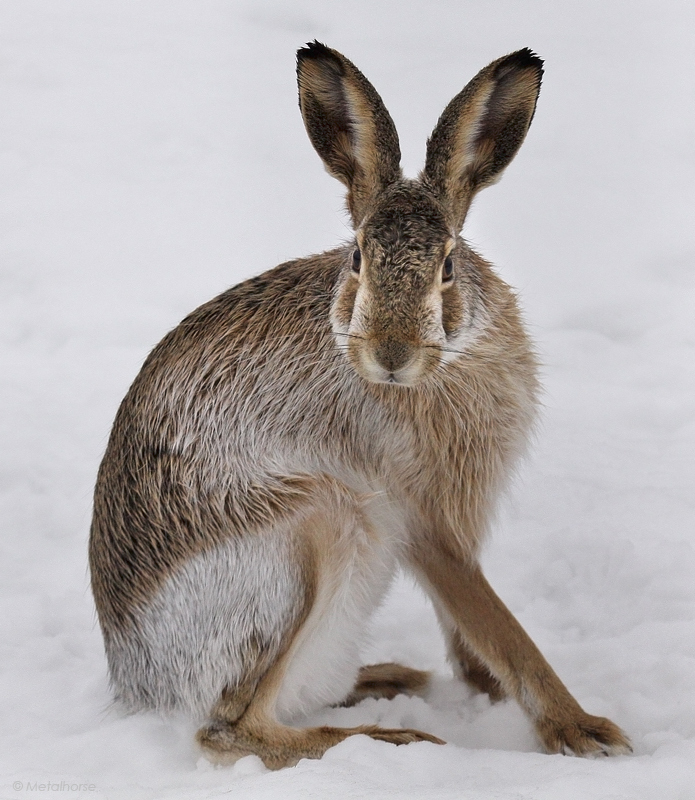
90,42,631,768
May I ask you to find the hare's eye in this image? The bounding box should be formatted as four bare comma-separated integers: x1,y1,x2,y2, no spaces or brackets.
352,248,362,274
442,255,454,281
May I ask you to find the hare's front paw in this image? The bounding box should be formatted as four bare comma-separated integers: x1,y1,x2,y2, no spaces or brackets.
537,713,632,757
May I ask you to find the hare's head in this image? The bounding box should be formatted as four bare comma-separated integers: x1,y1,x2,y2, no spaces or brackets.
297,42,543,386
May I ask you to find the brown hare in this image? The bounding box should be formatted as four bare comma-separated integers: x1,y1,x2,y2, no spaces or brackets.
89,41,631,769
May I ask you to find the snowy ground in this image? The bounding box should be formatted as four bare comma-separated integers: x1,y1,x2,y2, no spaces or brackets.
1,1,694,798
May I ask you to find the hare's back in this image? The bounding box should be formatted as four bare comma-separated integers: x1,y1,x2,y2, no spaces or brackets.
117,248,346,433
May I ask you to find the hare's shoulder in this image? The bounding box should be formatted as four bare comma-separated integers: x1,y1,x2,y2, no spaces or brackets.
183,248,346,341
136,248,347,375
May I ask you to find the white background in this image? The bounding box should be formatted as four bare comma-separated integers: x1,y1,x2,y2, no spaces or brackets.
1,1,694,798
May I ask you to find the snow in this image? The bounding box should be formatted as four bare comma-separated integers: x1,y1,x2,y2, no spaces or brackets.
1,1,694,798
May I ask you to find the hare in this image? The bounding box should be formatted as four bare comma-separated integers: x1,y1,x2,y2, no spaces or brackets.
89,42,631,769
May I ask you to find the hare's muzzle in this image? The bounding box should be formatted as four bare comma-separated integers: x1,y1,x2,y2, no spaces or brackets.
350,337,432,386
373,339,412,374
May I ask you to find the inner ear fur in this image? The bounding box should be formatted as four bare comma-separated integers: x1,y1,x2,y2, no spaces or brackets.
297,41,402,227
422,49,544,231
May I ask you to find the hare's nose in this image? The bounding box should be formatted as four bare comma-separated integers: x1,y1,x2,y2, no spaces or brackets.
373,339,414,373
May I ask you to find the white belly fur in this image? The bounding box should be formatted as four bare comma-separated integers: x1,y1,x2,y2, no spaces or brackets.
111,528,305,717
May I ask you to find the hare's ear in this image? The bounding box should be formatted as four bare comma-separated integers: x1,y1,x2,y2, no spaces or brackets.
422,49,543,231
297,41,402,227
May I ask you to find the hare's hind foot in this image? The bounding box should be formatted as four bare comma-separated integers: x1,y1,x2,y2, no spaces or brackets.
340,662,431,707
537,712,632,757
197,717,444,770
197,666,443,770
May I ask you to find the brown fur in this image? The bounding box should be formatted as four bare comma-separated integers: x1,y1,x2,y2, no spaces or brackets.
90,42,631,770
341,663,431,707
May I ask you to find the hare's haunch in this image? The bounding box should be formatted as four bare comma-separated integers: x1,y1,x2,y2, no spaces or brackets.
90,42,631,769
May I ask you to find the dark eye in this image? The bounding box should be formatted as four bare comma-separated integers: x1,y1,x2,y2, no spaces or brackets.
352,248,362,274
442,255,454,281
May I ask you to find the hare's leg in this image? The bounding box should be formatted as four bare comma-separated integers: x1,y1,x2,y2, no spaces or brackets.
434,616,505,701
197,480,443,769
341,663,431,707
410,545,631,756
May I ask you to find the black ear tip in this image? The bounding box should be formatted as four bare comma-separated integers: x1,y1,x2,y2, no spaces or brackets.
505,47,544,76
297,40,333,63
